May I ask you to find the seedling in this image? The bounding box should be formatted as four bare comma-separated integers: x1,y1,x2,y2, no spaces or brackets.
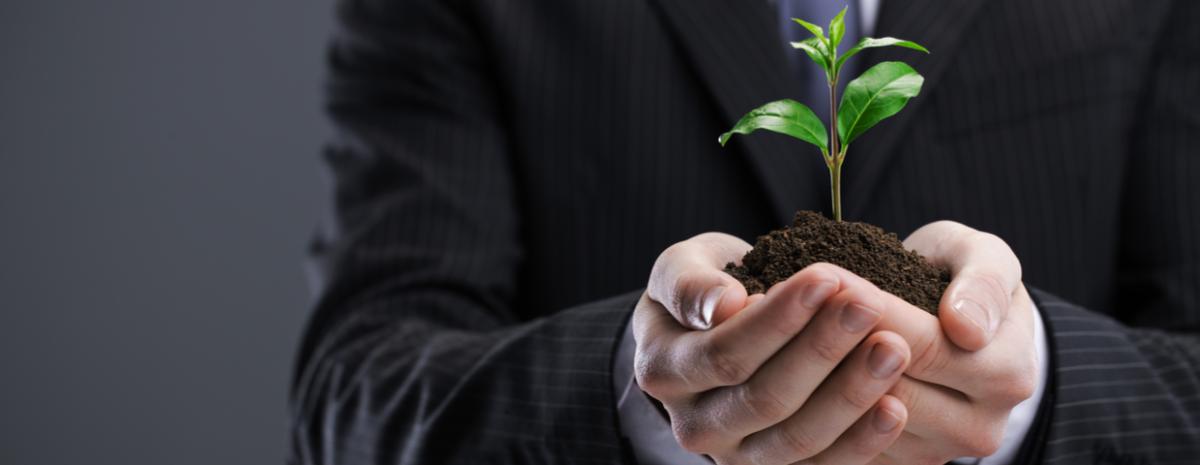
719,7,928,222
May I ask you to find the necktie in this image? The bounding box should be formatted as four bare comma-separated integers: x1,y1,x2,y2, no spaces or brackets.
777,0,861,126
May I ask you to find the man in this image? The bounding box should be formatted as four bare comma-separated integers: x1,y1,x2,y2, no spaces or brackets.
289,0,1200,463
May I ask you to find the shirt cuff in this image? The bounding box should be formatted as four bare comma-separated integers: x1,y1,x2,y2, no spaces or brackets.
951,300,1051,465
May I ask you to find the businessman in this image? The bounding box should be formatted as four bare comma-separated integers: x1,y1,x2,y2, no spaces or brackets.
289,0,1200,463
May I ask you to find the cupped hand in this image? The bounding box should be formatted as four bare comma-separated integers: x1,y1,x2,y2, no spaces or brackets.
862,221,1037,464
634,233,911,465
904,221,1024,352
637,221,1036,465
805,264,1036,464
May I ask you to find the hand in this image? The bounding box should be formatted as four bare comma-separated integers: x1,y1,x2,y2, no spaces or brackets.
633,233,912,465
905,221,1025,352
864,221,1037,464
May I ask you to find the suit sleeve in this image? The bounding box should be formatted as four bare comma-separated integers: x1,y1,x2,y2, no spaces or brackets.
1028,1,1200,462
288,1,636,463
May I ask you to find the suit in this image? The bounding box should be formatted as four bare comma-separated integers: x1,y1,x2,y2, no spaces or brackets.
289,0,1200,463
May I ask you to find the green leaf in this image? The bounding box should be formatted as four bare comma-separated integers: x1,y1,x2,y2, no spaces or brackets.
719,99,828,154
836,37,929,72
791,18,825,41
837,61,925,145
791,37,830,72
829,7,847,49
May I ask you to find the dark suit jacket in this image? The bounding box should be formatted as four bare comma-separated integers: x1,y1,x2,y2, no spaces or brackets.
289,0,1200,463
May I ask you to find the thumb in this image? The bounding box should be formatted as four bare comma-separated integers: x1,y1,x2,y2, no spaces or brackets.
905,222,1021,351
648,232,752,330
940,268,1013,351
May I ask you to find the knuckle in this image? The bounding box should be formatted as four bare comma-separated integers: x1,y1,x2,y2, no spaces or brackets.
738,384,790,422
951,423,1004,458
766,307,809,340
767,292,822,336
996,370,1036,406
672,415,717,453
700,340,750,386
979,231,1019,267
971,270,1010,308
801,262,844,283
694,231,743,252
634,350,676,398
975,268,1008,293
890,380,922,419
930,221,972,253
847,429,886,458
983,354,1037,406
908,333,950,377
838,383,879,410
1013,369,1038,401
651,244,703,290
667,285,687,316
648,246,683,305
778,424,822,459
693,232,728,244
650,245,682,287
808,333,847,366
657,241,691,266
945,228,981,256
975,231,1007,250
667,270,704,312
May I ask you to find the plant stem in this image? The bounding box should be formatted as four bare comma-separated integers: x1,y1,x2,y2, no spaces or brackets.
831,156,843,222
828,73,843,222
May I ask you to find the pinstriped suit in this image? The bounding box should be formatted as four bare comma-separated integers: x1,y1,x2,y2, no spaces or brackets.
289,0,1200,463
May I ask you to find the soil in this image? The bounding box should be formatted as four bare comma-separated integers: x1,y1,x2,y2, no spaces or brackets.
725,211,950,314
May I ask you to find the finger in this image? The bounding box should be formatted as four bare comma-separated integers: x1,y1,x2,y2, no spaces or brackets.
739,331,911,463
962,286,1038,404
886,376,970,440
631,293,694,403
872,291,960,386
634,267,840,399
648,232,753,329
797,395,908,465
644,270,843,454
803,266,967,388
696,268,885,437
759,264,966,388
874,432,949,465
888,376,1008,459
875,283,1038,401
789,262,1026,396
904,222,1022,351
676,265,841,390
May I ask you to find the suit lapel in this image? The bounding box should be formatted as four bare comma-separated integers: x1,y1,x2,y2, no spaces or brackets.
647,0,825,225
843,0,992,218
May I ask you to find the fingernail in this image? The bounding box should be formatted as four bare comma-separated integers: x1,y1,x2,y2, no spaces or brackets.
867,343,903,379
953,297,994,337
873,406,902,433
696,286,726,329
800,281,837,309
840,303,879,333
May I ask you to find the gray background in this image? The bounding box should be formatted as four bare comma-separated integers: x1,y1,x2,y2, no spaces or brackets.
0,1,333,464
